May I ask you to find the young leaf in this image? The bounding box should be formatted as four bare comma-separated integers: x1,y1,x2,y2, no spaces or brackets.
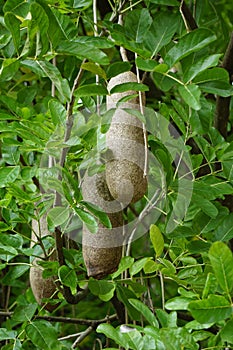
150,224,164,257
129,299,159,328
188,295,232,323
209,241,233,294
165,29,216,67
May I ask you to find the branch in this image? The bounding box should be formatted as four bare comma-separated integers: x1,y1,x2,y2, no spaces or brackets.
179,0,198,31
215,32,233,138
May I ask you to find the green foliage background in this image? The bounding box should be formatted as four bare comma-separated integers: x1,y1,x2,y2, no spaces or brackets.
0,0,233,349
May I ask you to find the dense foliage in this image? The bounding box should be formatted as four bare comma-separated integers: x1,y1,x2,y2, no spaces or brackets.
0,0,233,349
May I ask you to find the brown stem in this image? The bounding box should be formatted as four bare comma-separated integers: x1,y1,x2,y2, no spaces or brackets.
179,0,198,31
215,32,233,138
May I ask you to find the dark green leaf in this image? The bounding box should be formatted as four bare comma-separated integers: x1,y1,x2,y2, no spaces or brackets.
110,82,149,94
165,29,216,67
209,242,233,294
76,84,108,97
188,295,232,323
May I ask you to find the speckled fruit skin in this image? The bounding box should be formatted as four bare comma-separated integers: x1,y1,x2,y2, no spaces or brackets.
106,71,147,204
82,171,123,279
30,216,57,312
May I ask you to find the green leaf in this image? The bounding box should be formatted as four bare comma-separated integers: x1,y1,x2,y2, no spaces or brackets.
183,54,222,83
12,304,38,322
88,278,115,302
74,207,98,233
188,295,232,323
209,242,233,295
178,84,201,110
165,297,193,310
57,40,109,65
220,317,233,343
58,265,77,294
129,257,151,276
49,99,66,126
35,60,71,102
111,256,134,279
81,62,107,79
106,62,132,79
0,166,20,188
150,224,164,257
129,299,159,328
4,12,21,53
110,82,149,94
0,58,20,82
76,84,108,97
165,29,216,67
145,12,179,57
81,201,112,229
25,320,60,350
47,207,70,227
125,8,152,43
0,328,17,341
214,213,233,241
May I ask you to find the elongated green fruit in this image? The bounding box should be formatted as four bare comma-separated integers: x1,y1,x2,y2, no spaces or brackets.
106,71,147,204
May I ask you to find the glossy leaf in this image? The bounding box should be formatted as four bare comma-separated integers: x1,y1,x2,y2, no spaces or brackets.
165,29,216,67
129,299,159,328
178,84,201,110
209,242,233,294
188,295,232,323
150,224,164,257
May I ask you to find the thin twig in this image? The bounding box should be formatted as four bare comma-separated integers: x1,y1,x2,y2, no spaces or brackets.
72,326,93,348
